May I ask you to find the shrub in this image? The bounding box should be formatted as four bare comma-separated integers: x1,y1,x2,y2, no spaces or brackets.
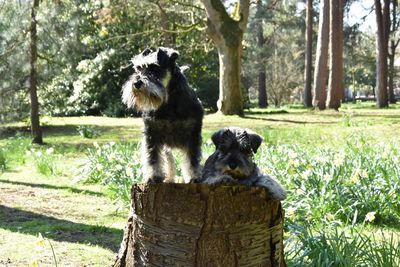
31,147,57,176
79,142,142,206
0,148,6,171
77,125,99,139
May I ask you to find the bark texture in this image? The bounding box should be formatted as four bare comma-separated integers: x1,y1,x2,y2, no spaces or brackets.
114,183,286,267
312,0,329,110
202,0,250,116
327,0,344,110
303,0,313,108
257,0,268,108
30,0,43,144
388,0,399,104
375,0,390,108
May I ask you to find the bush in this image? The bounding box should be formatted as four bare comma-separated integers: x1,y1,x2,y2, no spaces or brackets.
31,147,57,176
79,142,142,206
0,148,6,171
77,125,99,139
256,133,400,227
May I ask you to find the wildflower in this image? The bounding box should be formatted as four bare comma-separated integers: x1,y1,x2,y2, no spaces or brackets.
360,169,368,178
288,150,298,160
96,163,103,171
326,213,335,221
126,167,134,177
286,206,296,219
365,211,376,222
288,159,300,167
45,147,54,155
109,141,116,146
350,171,360,184
323,174,333,183
315,155,329,164
115,164,123,171
333,153,345,167
36,233,45,250
30,261,40,267
107,153,116,161
300,169,312,180
93,142,99,148
35,151,42,157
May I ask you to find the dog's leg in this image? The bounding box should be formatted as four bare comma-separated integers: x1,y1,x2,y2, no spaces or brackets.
141,137,164,183
162,146,176,183
181,133,202,183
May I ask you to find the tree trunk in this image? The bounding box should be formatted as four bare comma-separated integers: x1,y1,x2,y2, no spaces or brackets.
388,0,398,104
202,0,250,116
303,0,313,108
327,0,344,110
114,183,286,267
312,0,329,110
375,0,390,108
257,0,268,108
30,0,43,144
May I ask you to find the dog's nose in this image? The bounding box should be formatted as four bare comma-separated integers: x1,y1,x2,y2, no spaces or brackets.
134,80,143,88
228,163,237,170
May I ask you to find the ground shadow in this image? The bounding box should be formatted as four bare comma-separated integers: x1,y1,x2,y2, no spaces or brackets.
0,179,104,197
0,205,123,252
242,115,337,125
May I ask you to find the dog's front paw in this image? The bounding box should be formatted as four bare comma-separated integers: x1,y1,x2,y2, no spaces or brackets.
207,175,238,186
147,176,164,184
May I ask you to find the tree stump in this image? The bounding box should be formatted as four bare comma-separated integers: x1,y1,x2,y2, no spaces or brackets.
114,183,286,267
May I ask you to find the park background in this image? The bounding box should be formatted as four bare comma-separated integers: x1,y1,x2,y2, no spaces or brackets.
0,0,399,266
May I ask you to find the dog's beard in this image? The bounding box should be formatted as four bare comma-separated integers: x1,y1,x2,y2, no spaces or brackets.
122,78,166,111
216,162,254,179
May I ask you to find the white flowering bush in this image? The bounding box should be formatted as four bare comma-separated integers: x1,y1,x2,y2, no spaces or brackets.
80,142,142,206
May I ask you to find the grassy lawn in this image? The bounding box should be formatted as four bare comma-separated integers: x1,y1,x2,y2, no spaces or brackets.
1,103,399,266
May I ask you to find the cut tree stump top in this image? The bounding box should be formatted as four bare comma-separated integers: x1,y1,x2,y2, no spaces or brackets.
114,183,286,267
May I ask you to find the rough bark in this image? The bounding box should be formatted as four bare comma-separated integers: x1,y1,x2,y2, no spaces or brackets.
312,0,329,110
303,0,313,108
30,0,43,144
388,0,399,104
257,0,267,108
114,183,286,267
327,0,344,110
202,0,250,116
375,0,390,108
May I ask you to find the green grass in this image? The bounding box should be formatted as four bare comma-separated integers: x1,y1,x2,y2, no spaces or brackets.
1,103,400,265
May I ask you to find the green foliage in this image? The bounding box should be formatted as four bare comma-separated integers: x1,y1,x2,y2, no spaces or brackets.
79,142,142,206
0,148,6,171
258,135,400,227
286,224,400,266
31,147,57,176
77,125,99,139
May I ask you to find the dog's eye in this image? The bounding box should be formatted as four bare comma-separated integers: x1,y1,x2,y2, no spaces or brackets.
148,65,159,73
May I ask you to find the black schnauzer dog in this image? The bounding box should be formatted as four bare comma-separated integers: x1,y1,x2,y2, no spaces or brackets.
122,47,203,183
198,127,286,200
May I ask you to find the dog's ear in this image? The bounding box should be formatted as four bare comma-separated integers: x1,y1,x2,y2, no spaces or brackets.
248,133,263,153
211,129,229,148
157,47,179,65
141,48,152,56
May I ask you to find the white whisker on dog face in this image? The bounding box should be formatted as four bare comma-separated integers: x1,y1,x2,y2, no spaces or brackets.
198,127,286,201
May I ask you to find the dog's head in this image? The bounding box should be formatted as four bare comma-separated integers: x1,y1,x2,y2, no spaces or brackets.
210,127,263,179
122,47,179,111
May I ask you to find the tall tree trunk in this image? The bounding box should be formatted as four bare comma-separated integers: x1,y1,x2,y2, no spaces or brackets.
327,0,344,110
157,1,175,47
388,0,399,104
202,0,250,116
375,0,390,108
303,0,313,107
256,0,267,108
312,0,330,110
30,0,43,144
114,183,286,267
